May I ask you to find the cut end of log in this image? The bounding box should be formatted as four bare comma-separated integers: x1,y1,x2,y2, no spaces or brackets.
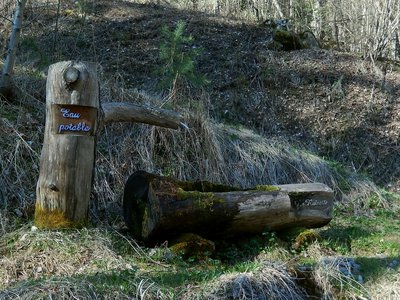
63,67,80,84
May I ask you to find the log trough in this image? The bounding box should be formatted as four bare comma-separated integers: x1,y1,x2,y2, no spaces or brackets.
123,171,334,243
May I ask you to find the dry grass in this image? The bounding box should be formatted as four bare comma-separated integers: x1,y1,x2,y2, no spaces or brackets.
367,272,400,300
302,244,370,300
0,276,172,300
0,227,127,287
180,261,307,300
0,98,43,233
0,224,178,299
0,278,101,300
313,259,369,300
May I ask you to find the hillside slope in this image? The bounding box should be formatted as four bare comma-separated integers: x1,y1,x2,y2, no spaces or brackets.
13,0,399,187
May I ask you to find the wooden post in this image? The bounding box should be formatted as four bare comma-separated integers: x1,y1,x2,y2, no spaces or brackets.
35,61,184,228
35,61,99,228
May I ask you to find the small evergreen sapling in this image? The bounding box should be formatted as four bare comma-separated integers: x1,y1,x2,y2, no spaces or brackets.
157,20,208,91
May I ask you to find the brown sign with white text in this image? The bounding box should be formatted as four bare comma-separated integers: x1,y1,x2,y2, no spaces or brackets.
52,104,97,136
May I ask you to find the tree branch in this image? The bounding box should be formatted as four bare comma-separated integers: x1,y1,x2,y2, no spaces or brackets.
101,102,186,130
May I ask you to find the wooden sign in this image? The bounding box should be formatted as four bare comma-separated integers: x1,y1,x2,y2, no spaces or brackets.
52,104,97,136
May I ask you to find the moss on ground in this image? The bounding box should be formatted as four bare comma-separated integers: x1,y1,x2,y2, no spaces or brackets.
34,203,85,229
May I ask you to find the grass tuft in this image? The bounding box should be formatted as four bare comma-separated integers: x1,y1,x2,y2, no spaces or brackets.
199,261,307,300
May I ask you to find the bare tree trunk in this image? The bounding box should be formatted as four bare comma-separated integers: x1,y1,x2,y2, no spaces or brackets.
272,0,284,18
51,0,62,56
333,7,340,50
0,0,27,99
370,0,400,58
289,0,294,18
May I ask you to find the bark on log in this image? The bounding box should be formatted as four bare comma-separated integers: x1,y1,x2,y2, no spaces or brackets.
35,61,99,228
123,171,334,243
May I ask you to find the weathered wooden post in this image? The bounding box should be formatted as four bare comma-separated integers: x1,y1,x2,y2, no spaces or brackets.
35,61,183,228
35,61,99,228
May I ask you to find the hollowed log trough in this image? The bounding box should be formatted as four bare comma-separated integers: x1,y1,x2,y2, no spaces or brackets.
123,171,334,243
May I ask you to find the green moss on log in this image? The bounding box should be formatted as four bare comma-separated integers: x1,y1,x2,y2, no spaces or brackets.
254,185,281,192
293,229,321,250
176,188,224,209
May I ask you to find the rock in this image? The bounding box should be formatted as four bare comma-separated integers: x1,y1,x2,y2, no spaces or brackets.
320,257,361,278
263,21,320,51
357,275,364,284
388,259,399,268
273,29,304,51
14,208,23,217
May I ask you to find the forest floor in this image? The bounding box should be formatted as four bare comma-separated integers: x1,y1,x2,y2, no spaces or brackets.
0,0,399,299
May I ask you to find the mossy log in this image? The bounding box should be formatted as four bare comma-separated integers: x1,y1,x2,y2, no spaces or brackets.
123,171,334,243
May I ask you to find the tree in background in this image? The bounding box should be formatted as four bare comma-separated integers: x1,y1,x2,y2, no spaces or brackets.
0,0,27,100
176,0,400,60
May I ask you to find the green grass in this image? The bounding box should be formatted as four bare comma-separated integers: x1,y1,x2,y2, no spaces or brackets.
316,193,400,290
1,198,399,298
80,269,138,294
356,256,399,282
321,207,400,256
147,262,224,288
